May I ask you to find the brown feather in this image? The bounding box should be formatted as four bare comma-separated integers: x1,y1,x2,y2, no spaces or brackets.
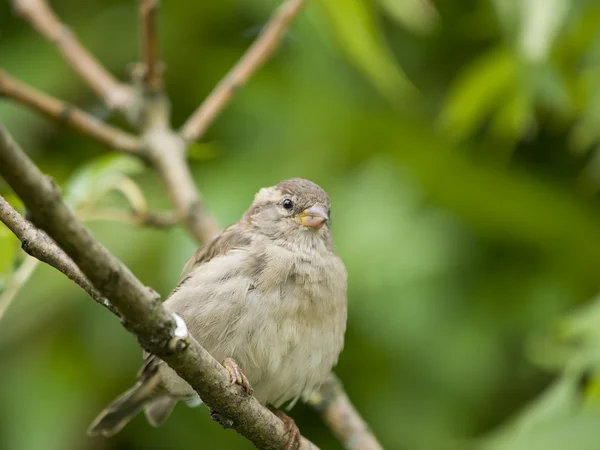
178,223,253,284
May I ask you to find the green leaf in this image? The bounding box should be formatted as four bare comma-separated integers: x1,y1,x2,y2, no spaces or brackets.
503,376,580,435
553,297,600,377
317,0,415,102
518,0,570,63
491,0,571,60
439,47,518,140
483,412,600,450
64,154,145,209
0,228,17,276
482,376,598,450
0,195,22,276
376,0,437,35
490,86,532,141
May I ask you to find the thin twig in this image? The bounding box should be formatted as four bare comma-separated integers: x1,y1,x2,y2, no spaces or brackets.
179,0,306,143
0,125,317,450
139,0,163,93
80,208,179,228
0,70,142,154
310,374,384,450
0,257,39,323
84,175,180,228
104,176,150,215
0,195,118,316
138,210,180,227
10,0,133,111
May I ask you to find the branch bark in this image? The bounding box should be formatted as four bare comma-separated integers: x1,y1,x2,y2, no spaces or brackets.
0,125,318,450
310,375,383,450
0,70,142,154
10,0,133,111
0,195,117,316
179,0,306,143
139,0,163,93
143,127,221,243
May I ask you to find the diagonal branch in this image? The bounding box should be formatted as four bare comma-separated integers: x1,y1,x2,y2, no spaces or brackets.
310,375,383,450
0,195,117,316
143,128,221,243
0,70,142,154
139,0,163,93
10,0,133,111
179,0,306,143
0,125,318,450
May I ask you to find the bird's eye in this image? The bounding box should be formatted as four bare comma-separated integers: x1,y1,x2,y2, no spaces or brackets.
282,199,294,210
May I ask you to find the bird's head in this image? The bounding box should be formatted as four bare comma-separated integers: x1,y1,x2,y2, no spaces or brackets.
244,178,331,243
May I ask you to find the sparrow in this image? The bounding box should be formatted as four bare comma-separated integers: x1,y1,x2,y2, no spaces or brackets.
88,178,348,449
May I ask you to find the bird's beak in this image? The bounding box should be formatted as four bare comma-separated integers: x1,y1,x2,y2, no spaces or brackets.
298,205,328,229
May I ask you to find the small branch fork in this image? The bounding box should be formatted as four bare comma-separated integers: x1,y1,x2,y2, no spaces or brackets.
0,0,383,449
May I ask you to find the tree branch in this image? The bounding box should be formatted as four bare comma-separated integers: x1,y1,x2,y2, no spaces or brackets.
0,125,318,449
143,127,221,243
179,0,306,143
0,70,142,154
10,0,133,111
139,0,163,93
310,375,383,450
79,208,179,229
0,195,117,316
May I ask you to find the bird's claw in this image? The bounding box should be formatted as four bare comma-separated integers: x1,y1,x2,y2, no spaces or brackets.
273,409,301,450
222,357,253,395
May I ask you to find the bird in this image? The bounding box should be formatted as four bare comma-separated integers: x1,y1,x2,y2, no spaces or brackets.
87,178,348,449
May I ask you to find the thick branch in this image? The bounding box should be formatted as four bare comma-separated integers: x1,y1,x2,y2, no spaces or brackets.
139,0,163,92
0,125,317,450
310,375,383,450
0,195,117,316
179,0,306,143
10,0,133,111
0,70,142,154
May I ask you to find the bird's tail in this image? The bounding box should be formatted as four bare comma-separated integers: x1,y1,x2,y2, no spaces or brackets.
87,376,170,437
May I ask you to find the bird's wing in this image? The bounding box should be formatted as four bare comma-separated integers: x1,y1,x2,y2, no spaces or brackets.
179,222,253,281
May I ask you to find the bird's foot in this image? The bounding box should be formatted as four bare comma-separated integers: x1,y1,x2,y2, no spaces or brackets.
222,357,253,395
271,408,301,450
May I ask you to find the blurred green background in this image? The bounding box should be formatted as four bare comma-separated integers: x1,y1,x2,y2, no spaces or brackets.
4,0,600,449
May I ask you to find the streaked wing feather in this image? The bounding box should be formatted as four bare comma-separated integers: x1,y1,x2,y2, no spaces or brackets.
180,223,252,279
